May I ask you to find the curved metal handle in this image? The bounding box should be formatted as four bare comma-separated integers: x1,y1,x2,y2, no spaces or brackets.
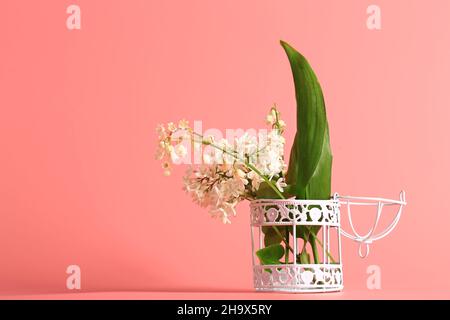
337,191,406,258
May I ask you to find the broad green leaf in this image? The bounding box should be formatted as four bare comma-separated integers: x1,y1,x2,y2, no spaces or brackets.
255,244,285,265
280,40,332,200
262,226,287,246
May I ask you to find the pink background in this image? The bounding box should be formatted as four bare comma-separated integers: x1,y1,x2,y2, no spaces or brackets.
1,0,450,298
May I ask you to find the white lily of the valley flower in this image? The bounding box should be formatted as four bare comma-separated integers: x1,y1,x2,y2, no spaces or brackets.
266,108,278,125
265,114,275,126
275,177,287,192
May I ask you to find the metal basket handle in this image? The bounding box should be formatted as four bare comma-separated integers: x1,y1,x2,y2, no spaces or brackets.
335,191,406,258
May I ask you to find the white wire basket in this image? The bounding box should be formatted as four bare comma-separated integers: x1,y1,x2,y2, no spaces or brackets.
249,191,406,293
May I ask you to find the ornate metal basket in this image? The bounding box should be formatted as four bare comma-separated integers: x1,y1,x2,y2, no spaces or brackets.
249,191,406,293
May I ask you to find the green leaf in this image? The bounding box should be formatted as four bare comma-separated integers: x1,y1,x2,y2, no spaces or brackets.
280,40,332,200
298,250,311,264
262,226,287,246
255,244,285,265
255,181,281,199
292,225,321,240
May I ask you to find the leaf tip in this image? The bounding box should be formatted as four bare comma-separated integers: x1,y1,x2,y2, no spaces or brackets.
279,40,291,51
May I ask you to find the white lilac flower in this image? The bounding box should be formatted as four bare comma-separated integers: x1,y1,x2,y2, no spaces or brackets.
157,105,288,224
167,122,176,132
181,162,251,224
162,161,171,176
156,124,166,139
155,121,193,173
247,170,262,191
174,144,187,158
178,119,189,130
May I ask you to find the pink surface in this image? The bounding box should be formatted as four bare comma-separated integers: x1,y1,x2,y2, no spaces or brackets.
2,290,450,301
1,0,450,298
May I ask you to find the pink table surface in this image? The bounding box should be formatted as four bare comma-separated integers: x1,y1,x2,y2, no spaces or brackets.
1,290,449,300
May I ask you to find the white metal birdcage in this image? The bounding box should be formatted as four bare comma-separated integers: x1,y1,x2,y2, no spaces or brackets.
249,191,406,293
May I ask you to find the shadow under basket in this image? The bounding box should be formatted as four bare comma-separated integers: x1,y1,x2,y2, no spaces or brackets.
249,192,406,293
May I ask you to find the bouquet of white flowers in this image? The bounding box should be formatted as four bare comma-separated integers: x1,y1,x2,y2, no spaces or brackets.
156,40,333,266
156,106,289,224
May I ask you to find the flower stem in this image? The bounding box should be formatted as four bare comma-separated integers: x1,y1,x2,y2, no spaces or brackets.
245,162,284,199
310,232,336,264
309,235,320,264
285,226,289,264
